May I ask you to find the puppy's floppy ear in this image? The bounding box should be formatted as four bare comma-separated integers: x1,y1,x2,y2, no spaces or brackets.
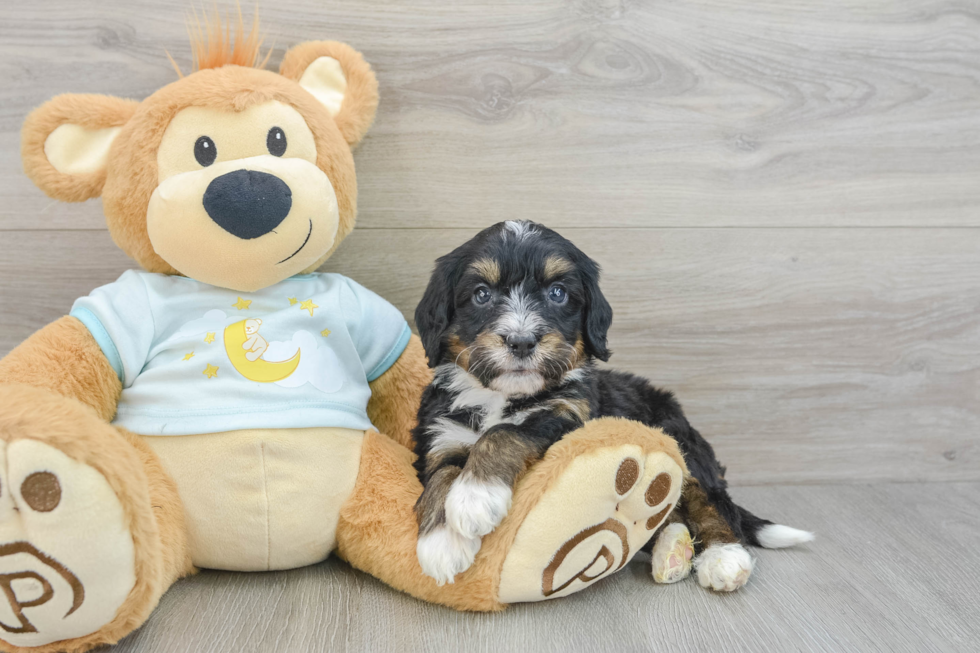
579,255,613,362
280,41,379,148
21,93,138,202
415,253,463,367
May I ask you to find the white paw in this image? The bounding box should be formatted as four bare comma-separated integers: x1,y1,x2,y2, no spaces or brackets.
416,524,482,585
650,523,694,584
695,543,753,592
444,474,513,539
0,440,136,647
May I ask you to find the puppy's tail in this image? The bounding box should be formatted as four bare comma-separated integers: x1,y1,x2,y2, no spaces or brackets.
738,505,815,549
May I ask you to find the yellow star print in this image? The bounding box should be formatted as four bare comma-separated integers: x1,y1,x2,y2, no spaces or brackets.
233,297,251,310
299,299,319,316
320,328,331,337
202,364,219,379
182,352,195,361
204,332,216,344
288,297,299,305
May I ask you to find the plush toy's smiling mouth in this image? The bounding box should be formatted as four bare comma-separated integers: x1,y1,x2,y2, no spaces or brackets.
277,219,313,264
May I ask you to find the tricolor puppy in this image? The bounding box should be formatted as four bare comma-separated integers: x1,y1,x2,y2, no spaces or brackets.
412,220,813,588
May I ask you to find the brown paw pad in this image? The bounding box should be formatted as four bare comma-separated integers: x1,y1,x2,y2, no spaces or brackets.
614,458,640,495
646,504,673,530
645,472,672,507
20,472,61,513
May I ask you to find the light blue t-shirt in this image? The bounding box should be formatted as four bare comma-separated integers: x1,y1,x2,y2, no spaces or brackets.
70,270,411,436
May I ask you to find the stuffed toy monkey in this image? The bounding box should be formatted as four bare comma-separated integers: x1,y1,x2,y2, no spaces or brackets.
0,16,687,652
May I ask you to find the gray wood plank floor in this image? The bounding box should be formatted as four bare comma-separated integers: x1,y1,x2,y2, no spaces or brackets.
107,483,980,653
1,1,978,651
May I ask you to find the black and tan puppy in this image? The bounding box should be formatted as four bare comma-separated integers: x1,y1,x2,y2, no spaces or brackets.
412,220,813,588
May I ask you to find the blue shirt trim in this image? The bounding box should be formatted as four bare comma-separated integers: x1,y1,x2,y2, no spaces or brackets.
366,324,412,382
70,307,125,384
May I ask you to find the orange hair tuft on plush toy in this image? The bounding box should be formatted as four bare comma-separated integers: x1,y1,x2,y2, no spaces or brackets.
186,3,272,72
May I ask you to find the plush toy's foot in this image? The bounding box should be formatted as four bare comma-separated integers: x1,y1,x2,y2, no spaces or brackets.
337,418,686,611
0,386,190,653
0,438,137,650
694,543,753,592
492,418,685,603
650,523,694,584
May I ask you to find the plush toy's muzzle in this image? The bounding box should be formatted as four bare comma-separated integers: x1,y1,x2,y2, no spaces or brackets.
147,153,340,291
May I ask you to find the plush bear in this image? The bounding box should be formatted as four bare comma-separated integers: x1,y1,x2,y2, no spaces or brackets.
241,319,269,362
0,18,687,653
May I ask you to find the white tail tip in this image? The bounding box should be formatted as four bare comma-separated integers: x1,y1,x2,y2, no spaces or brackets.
756,524,815,549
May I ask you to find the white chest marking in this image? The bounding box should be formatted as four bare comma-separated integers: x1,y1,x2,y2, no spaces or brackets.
427,418,482,454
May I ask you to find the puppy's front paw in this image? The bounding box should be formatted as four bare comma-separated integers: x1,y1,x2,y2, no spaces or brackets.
416,524,482,585
651,523,694,584
695,543,753,592
444,474,513,539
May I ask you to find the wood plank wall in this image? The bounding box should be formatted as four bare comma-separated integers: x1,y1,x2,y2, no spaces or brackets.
1,0,977,485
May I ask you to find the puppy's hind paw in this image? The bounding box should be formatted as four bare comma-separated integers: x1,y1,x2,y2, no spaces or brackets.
416,524,482,586
651,523,694,584
695,543,753,592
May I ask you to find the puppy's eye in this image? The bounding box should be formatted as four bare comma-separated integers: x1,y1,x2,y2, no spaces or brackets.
473,287,492,305
194,136,217,166
548,285,568,304
267,127,287,157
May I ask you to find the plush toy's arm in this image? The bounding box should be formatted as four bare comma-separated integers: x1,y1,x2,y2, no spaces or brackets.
0,316,120,421
367,334,432,450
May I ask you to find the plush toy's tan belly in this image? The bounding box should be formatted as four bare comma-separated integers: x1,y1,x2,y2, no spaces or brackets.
143,427,363,571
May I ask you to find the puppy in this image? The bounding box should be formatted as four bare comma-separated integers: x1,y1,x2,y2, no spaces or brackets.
412,220,813,588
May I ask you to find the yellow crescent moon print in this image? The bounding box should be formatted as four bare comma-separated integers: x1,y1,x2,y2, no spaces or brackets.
223,321,301,383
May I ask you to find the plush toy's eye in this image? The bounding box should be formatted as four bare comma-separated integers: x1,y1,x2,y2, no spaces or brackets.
194,136,217,167
473,286,492,306
267,127,287,157
548,285,568,304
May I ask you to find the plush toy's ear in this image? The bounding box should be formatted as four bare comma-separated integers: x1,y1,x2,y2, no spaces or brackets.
279,41,379,148
21,94,138,202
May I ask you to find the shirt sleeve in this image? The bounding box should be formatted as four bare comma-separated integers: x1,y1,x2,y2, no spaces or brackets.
340,277,412,382
69,270,155,388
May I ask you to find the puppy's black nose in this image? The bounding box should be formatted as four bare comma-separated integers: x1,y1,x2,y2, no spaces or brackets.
506,334,538,359
203,169,292,239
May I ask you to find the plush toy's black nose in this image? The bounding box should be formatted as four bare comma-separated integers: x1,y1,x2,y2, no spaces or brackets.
202,169,292,239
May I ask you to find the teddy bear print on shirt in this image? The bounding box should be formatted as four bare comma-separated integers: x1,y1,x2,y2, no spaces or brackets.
242,319,269,362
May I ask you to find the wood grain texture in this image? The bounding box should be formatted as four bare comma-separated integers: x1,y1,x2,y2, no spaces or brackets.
104,482,980,653
0,228,975,485
1,2,979,651
3,0,980,229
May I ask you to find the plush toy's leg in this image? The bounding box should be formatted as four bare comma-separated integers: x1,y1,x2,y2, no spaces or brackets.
0,385,192,653
335,417,686,610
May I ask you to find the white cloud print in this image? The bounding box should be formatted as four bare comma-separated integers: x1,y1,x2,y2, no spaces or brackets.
171,309,345,394
265,330,345,394
173,309,230,337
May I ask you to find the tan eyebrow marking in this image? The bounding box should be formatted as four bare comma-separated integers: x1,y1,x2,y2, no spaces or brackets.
469,258,500,284
544,256,573,280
